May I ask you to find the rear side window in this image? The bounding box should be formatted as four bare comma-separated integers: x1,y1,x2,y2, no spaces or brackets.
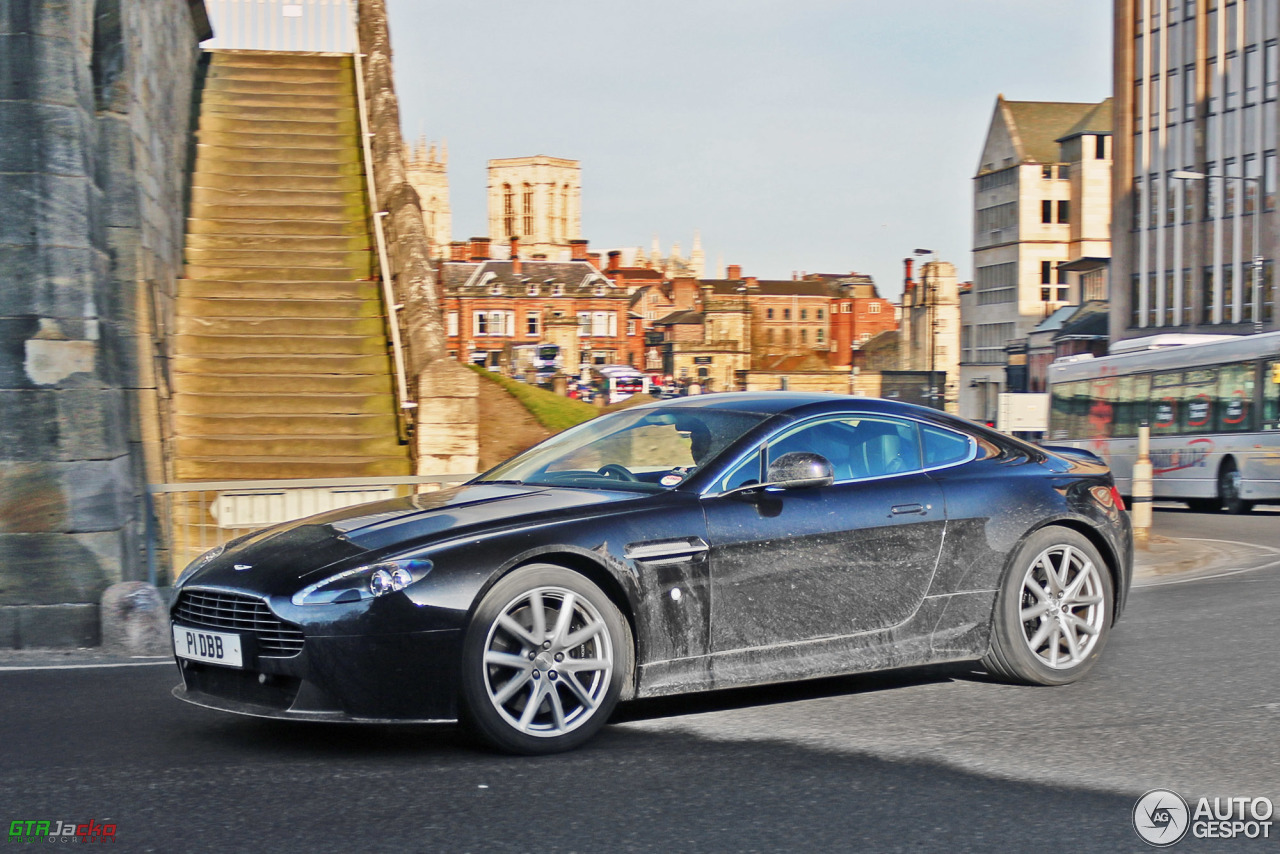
922,425,973,468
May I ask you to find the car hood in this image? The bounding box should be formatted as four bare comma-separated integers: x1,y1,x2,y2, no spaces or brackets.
181,482,645,592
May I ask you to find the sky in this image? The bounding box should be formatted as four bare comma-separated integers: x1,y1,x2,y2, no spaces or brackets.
385,0,1113,301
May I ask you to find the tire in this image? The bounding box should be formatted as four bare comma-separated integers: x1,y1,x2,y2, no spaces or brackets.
459,564,631,755
983,526,1114,686
1218,460,1254,515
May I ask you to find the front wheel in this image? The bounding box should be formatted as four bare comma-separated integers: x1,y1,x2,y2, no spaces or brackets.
983,527,1114,686
460,564,630,754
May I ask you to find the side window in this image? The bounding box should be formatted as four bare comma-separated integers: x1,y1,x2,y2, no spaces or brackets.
766,417,922,481
717,450,762,492
921,425,973,468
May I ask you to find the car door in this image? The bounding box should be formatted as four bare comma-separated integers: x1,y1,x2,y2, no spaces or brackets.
703,414,946,654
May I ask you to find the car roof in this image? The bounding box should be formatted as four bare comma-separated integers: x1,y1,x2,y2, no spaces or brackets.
625,391,951,420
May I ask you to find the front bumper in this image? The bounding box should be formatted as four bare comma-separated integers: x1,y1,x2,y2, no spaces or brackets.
172,624,464,723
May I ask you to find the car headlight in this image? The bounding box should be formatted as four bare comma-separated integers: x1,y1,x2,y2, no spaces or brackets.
291,558,433,606
174,543,226,589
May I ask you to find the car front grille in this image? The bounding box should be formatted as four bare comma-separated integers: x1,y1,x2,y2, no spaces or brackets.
174,589,304,657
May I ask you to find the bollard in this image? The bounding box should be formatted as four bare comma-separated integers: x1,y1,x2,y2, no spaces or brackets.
1132,421,1152,548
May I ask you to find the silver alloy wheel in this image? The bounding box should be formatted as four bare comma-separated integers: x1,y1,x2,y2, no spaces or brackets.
1017,544,1106,669
481,585,615,738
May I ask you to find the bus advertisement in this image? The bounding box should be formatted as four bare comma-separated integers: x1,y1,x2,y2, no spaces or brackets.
1046,332,1280,513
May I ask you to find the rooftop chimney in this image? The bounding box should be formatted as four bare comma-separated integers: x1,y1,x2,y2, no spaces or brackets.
726,264,742,281
510,236,521,275
588,252,602,268
570,239,589,261
744,276,758,287
903,257,914,287
450,241,468,262
470,237,491,262
606,250,622,272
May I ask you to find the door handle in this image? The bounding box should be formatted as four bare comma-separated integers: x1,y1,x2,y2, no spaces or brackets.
890,503,927,516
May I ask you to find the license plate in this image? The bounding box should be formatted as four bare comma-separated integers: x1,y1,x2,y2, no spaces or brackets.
172,625,243,668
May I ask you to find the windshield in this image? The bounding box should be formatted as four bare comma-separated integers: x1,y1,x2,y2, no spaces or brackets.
477,407,770,491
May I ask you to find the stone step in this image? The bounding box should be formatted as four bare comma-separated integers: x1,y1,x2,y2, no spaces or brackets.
199,90,356,112
189,202,366,223
181,263,367,282
184,217,367,236
205,63,351,85
190,185,363,208
197,114,358,136
199,76,353,98
193,143,359,165
175,412,400,437
190,157,362,177
200,101,356,124
172,352,391,374
184,246,372,269
173,332,387,356
175,314,385,337
195,129,352,150
175,391,397,415
177,279,378,300
209,51,352,70
190,173,364,193
176,295,380,319
172,372,394,395
174,434,405,458
175,455,411,481
185,232,370,252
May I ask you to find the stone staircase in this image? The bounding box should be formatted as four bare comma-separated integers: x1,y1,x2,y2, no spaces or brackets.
172,49,411,483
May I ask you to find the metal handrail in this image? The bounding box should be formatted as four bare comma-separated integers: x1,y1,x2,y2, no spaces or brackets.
349,4,417,436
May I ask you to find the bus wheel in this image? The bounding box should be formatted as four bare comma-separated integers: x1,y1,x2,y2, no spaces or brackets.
1218,460,1254,515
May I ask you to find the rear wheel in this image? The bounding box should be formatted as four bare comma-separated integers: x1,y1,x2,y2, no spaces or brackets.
983,526,1114,686
1218,460,1254,515
460,564,630,754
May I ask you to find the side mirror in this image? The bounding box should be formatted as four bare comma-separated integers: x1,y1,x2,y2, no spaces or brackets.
764,452,834,490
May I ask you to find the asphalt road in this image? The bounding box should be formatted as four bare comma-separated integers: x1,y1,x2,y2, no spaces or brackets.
1,507,1277,853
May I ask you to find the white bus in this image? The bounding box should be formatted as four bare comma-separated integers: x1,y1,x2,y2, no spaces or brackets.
1046,331,1280,513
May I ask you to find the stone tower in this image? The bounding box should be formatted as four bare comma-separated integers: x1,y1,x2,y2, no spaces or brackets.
404,137,452,260
487,156,581,261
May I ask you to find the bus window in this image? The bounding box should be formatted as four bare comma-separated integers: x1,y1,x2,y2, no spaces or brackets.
1181,368,1217,433
1049,382,1076,440
1114,374,1138,437
1151,371,1182,435
1087,377,1117,439
1265,359,1280,431
1216,362,1254,432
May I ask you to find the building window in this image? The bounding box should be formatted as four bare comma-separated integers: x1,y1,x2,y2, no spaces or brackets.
553,284,564,297
816,308,824,320
1057,200,1070,223
526,312,539,336
1041,261,1052,284
766,308,774,319
627,319,637,335
1095,135,1108,159
1042,165,1053,179
578,312,590,336
868,302,880,314
527,282,539,297
800,309,808,320
1042,200,1053,223
800,329,808,343
783,308,791,320
522,183,533,237
816,328,825,343
503,184,515,237
842,302,852,313
447,311,458,337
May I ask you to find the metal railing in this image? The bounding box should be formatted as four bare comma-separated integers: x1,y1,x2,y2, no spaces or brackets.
350,13,418,436
148,474,477,584
202,0,356,52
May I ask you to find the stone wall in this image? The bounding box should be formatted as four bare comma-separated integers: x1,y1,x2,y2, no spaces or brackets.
0,0,209,646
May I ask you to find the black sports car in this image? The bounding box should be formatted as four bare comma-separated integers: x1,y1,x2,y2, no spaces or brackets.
170,392,1132,754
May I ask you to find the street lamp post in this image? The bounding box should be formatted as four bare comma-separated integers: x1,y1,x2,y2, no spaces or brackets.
1171,170,1263,334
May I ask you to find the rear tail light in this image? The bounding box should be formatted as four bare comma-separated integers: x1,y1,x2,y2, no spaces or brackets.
1110,485,1125,511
